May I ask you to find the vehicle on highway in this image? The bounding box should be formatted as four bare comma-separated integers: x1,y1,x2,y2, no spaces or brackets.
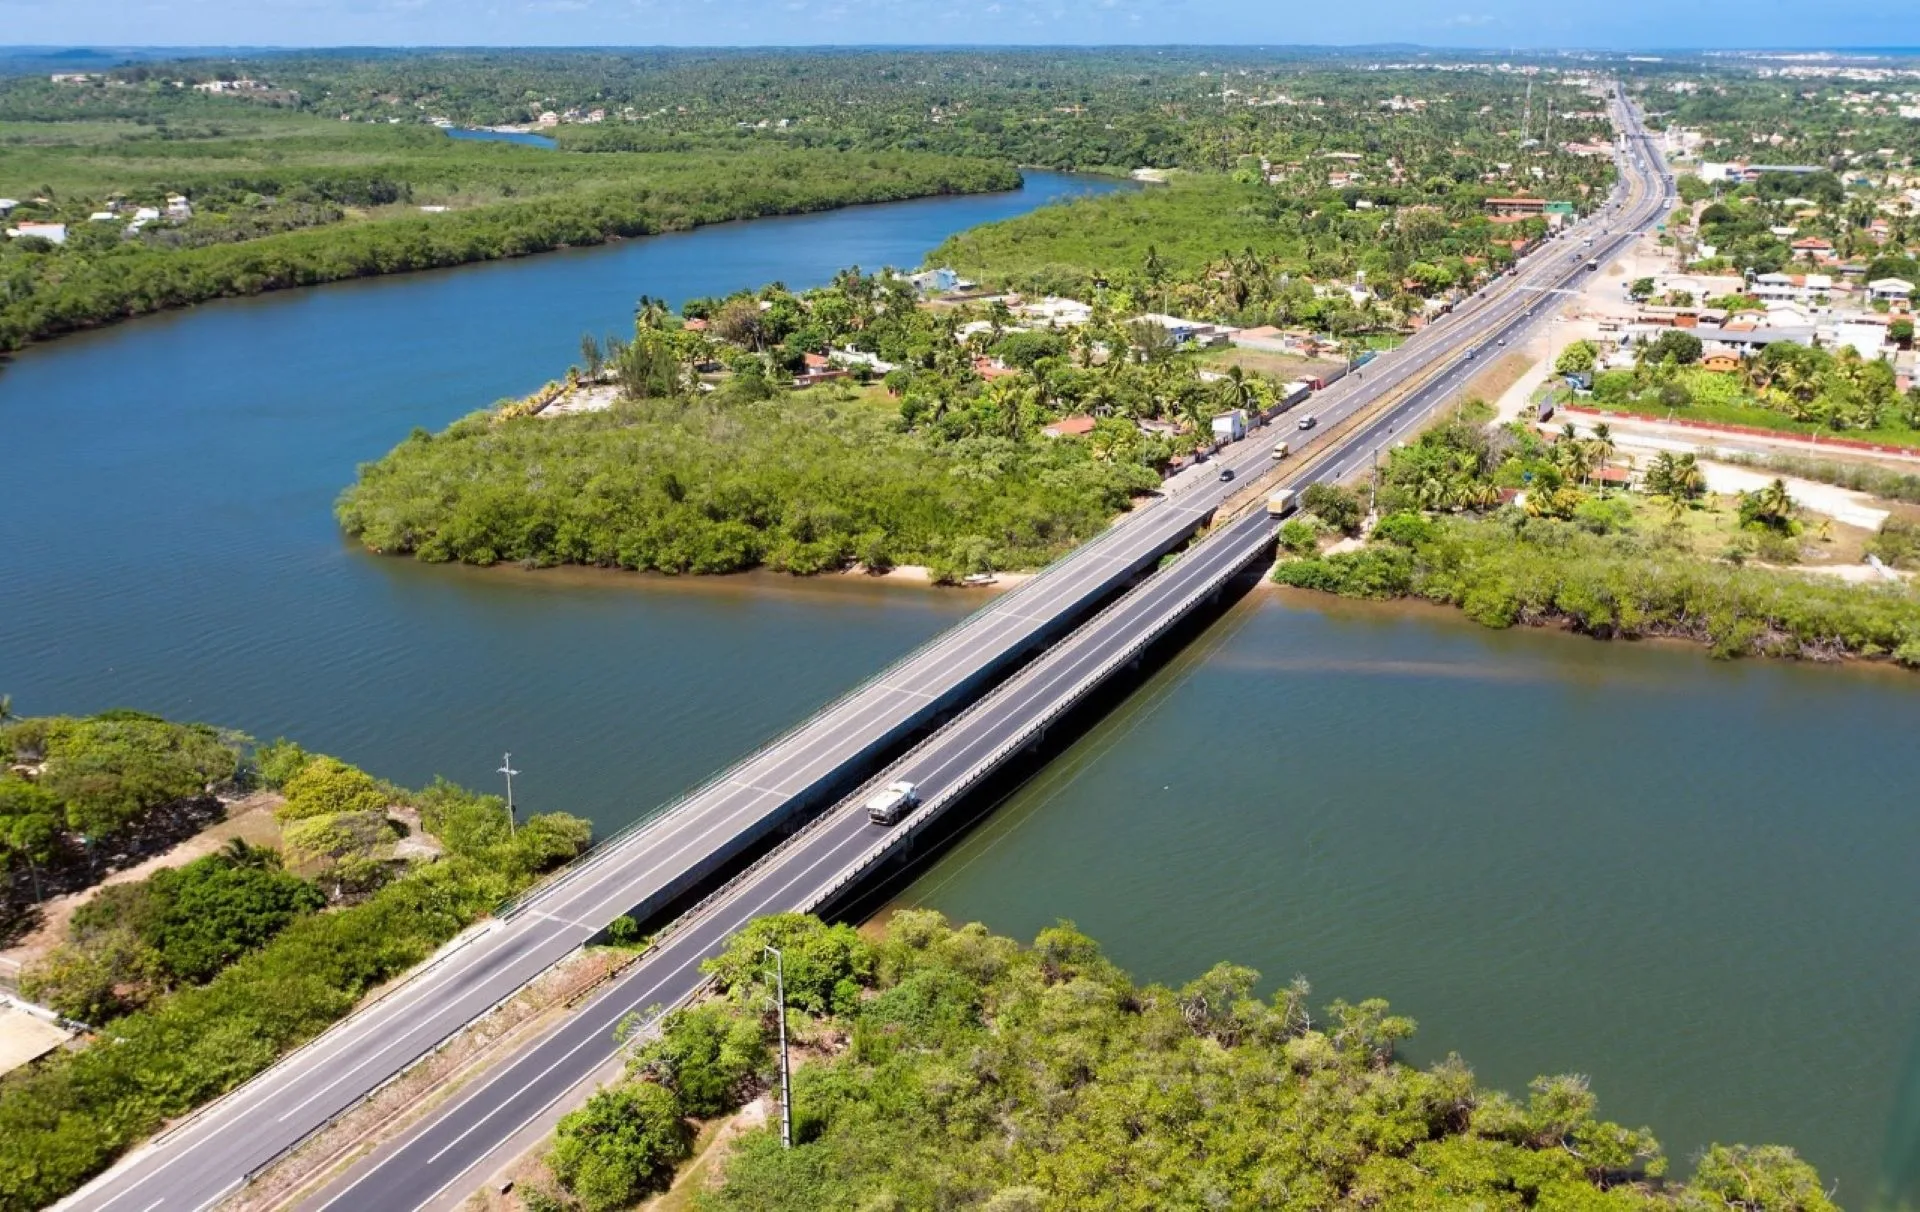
1465,349,1477,360
1296,414,1317,431
1497,337,1507,346
865,780,920,825
1270,441,1290,461
1218,467,1235,483
1266,489,1298,518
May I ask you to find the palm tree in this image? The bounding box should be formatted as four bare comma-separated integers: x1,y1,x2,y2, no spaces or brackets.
219,837,281,870
0,694,13,725
1589,423,1618,494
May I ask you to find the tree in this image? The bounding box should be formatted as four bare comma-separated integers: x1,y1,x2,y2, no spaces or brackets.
1300,483,1363,535
1629,277,1655,302
1738,478,1797,533
278,756,389,821
631,1003,768,1118
548,1082,691,1212
1641,329,1702,366
1554,340,1598,376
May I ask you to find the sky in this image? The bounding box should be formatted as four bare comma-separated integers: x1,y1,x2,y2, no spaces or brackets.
0,0,1912,53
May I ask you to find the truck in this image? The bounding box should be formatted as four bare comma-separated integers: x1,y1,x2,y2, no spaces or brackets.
864,779,919,826
1270,440,1290,461
1266,489,1298,518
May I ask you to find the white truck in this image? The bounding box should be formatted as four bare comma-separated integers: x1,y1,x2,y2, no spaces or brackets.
865,780,920,826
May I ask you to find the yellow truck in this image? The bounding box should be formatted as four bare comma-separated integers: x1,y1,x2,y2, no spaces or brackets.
1266,489,1298,518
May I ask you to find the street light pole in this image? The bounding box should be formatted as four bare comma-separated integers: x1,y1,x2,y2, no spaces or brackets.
498,753,519,836
765,944,793,1150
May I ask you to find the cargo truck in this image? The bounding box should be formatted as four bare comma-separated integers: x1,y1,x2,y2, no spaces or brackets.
865,780,919,826
1266,489,1298,518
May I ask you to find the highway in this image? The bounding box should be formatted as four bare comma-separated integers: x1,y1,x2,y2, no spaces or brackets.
61,93,1670,1212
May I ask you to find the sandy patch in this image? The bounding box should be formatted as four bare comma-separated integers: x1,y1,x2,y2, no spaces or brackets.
0,1001,71,1075
0,793,284,975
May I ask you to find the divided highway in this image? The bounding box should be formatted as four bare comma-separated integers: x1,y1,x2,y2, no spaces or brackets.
62,93,1670,1212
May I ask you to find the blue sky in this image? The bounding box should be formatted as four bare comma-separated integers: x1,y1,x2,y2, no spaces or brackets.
0,0,1911,52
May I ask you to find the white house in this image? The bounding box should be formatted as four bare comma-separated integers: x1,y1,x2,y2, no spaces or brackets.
1828,317,1892,361
6,222,66,244
1867,277,1913,304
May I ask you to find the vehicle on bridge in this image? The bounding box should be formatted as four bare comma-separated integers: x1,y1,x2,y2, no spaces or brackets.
865,779,920,825
1266,489,1298,518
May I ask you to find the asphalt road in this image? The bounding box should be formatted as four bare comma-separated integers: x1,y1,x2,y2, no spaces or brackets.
298,97,1674,1212
63,97,1669,1212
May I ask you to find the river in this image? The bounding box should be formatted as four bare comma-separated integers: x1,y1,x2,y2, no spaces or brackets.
1,169,1914,1201
897,589,1920,1200
0,170,1120,817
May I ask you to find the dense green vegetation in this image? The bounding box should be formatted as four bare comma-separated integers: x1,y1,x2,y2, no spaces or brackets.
0,722,591,1212
1270,416,1920,664
2,49,1617,350
339,379,1155,578
530,912,1830,1212
0,125,1014,351
1,709,241,911
1586,335,1920,438
339,269,1318,578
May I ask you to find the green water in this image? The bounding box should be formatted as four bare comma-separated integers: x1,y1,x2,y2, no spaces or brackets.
900,589,1920,1203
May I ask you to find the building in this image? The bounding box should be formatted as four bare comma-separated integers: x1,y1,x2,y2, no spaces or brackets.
1790,237,1834,261
1829,316,1892,361
1484,196,1549,217
1211,410,1248,443
6,222,66,244
1868,277,1914,304
1041,415,1098,439
907,267,962,295
1680,324,1814,353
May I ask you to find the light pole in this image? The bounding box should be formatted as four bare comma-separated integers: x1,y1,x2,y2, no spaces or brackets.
765,944,793,1151
498,753,519,836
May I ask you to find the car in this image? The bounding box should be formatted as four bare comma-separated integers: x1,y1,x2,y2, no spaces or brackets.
1296,414,1317,431
1497,337,1507,346
1218,466,1235,482
1465,349,1477,360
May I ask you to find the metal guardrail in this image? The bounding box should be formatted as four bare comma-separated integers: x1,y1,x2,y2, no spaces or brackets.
805,518,1278,917
493,471,1189,921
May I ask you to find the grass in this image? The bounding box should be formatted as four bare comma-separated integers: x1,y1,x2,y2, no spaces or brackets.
1592,397,1920,451
1195,346,1335,378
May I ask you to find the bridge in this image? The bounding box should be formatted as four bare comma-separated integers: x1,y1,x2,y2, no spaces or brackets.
66,96,1671,1212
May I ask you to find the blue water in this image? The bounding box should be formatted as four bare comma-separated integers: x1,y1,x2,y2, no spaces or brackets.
444,127,558,149
0,171,1127,823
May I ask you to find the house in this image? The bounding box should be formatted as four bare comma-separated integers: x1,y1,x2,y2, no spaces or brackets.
1868,277,1914,304
683,318,709,332
165,194,192,219
1790,237,1834,260
1211,410,1248,444
1484,196,1548,217
907,267,960,295
1041,414,1098,439
88,211,116,222
971,355,1018,381
1829,316,1892,361
801,352,831,371
1017,296,1092,327
1701,350,1742,373
1683,324,1814,353
6,222,66,244
0,199,17,215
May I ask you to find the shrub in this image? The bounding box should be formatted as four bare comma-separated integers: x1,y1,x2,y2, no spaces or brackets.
548,1082,692,1211
632,1003,769,1118
277,756,390,821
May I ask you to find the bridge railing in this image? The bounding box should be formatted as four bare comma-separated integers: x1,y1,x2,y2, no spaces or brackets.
803,516,1279,920
492,493,1179,921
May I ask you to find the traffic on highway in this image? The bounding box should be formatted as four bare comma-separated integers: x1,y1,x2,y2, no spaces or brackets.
61,91,1673,1212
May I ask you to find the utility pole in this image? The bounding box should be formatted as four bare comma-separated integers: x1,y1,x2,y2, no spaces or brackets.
1520,76,1533,145
765,944,793,1150
498,753,519,836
